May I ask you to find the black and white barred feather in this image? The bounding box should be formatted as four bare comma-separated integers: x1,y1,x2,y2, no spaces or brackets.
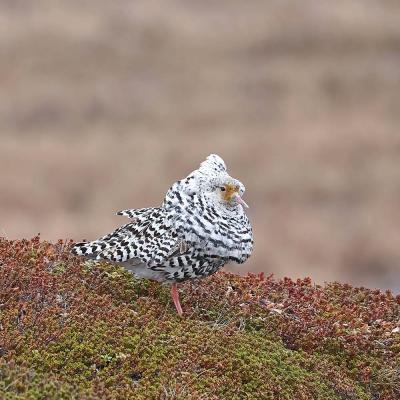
71,154,253,282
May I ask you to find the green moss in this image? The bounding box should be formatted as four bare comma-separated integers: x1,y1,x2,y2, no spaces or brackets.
0,361,92,400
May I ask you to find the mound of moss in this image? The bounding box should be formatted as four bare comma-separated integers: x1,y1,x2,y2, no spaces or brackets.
0,237,399,399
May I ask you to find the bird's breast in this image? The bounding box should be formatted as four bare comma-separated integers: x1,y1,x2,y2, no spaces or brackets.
175,208,252,262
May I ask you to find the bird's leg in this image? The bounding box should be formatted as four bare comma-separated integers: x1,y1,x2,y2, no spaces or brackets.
171,282,183,316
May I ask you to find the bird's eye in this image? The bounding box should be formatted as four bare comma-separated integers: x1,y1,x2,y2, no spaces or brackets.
220,186,226,192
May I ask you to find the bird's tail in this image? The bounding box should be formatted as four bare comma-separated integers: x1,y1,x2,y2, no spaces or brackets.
71,240,106,259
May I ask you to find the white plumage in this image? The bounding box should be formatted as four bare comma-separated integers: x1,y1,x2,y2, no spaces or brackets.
72,154,253,315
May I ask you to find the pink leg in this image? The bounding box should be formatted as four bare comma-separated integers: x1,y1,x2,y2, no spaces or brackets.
171,282,183,316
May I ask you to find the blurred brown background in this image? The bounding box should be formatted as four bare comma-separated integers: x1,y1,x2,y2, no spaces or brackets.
1,1,400,292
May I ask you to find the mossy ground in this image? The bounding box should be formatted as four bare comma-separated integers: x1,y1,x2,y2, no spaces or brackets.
0,237,399,399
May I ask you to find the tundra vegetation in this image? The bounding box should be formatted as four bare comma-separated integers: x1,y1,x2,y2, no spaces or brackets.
0,237,399,399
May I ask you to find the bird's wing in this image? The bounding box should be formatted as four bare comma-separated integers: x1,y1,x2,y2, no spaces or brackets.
72,207,183,266
116,207,157,219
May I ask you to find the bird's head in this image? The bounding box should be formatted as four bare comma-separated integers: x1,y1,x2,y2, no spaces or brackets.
197,154,249,209
216,178,249,208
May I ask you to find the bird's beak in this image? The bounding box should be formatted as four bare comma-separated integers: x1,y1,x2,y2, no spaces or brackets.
233,192,249,209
